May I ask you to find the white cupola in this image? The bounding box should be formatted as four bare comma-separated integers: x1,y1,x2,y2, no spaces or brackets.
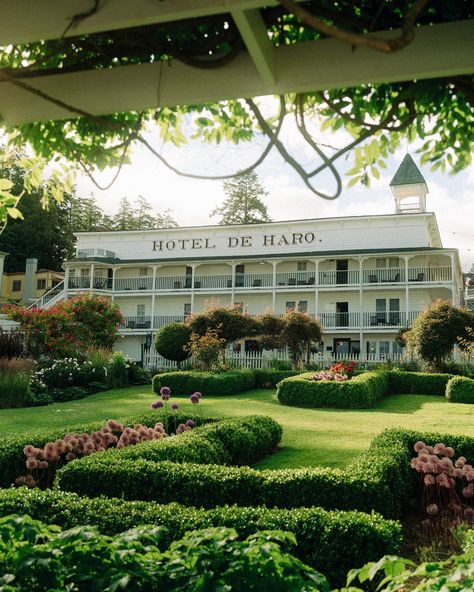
390,154,428,214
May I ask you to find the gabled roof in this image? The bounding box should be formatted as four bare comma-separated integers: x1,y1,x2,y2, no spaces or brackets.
390,154,426,186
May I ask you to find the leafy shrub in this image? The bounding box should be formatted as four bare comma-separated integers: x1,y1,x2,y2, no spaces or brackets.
253,369,301,388
33,357,99,392
152,369,255,396
0,372,34,409
0,515,327,592
0,489,402,586
154,322,191,368
0,328,22,358
446,376,474,404
0,411,211,488
127,361,151,385
268,358,293,371
277,371,389,409
107,350,129,388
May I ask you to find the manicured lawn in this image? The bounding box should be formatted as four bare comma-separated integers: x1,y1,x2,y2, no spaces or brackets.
1,386,473,469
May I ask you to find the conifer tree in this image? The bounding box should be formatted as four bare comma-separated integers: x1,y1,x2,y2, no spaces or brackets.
211,171,272,225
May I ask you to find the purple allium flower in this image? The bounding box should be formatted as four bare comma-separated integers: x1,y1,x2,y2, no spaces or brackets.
414,441,426,453
190,393,200,404
424,475,435,486
426,503,438,516
194,391,202,399
185,419,195,428
151,400,164,409
171,403,179,410
160,386,171,398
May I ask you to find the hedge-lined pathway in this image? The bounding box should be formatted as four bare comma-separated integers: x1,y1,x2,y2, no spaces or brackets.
1,387,473,469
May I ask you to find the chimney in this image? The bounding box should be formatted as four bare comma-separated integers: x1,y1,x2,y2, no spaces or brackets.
23,258,38,304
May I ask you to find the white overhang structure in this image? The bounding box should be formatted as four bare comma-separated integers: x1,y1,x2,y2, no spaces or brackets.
0,1,472,125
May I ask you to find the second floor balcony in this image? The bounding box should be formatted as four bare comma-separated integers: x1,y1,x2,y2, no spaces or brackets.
68,265,453,294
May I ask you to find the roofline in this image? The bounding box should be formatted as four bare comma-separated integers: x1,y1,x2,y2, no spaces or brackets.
74,212,438,237
65,246,460,266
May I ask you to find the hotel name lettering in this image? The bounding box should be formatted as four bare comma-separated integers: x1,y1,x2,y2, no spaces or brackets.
152,232,316,252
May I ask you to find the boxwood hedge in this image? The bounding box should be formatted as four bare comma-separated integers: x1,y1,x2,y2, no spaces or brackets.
56,427,474,519
387,371,454,396
0,488,401,586
276,371,389,409
446,375,474,404
152,369,256,396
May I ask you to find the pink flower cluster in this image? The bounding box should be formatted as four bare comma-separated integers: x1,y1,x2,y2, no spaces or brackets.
411,440,474,524
313,371,348,382
17,418,186,488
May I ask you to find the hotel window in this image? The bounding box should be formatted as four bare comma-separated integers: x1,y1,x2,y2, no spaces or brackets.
12,280,21,292
297,300,308,313
388,257,399,268
184,303,191,318
393,341,404,355
297,262,307,272
379,341,390,356
137,304,145,318
139,268,148,276
37,279,46,290
286,301,296,311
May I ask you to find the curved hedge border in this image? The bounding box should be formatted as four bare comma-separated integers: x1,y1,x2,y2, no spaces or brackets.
446,375,474,404
0,488,401,586
277,371,389,409
55,427,474,519
0,411,214,488
152,369,255,396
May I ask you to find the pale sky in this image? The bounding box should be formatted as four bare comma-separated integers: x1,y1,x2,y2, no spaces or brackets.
75,112,474,272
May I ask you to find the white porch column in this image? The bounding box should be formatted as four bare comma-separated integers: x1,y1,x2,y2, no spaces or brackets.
64,265,70,297
271,260,279,311
448,252,458,305
359,257,365,360
151,266,157,329
190,264,199,312
229,262,236,304
313,260,320,319
90,263,94,295
403,256,411,325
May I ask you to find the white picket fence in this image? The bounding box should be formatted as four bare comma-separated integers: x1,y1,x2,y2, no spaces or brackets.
143,349,407,370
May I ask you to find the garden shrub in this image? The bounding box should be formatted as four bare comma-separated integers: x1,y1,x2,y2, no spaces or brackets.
0,488,402,586
0,372,33,409
0,411,211,488
277,371,389,409
387,370,453,396
56,416,282,494
253,369,301,388
152,369,255,396
446,375,474,403
0,515,327,592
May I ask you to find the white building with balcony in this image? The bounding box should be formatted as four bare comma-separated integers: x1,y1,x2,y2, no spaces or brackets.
36,155,463,363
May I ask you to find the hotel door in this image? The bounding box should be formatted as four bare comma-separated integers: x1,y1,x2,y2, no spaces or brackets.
336,259,348,284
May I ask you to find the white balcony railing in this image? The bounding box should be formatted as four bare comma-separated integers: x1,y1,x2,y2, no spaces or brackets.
119,311,421,332
68,266,454,295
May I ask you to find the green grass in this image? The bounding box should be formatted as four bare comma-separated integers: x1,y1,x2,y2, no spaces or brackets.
1,386,473,470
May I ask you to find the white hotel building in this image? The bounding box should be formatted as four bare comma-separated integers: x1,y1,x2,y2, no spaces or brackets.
36,155,464,363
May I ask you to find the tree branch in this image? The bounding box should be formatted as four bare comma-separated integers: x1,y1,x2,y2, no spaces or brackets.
278,0,430,53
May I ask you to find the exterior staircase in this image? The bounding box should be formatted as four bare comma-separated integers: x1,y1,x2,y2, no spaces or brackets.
28,280,67,309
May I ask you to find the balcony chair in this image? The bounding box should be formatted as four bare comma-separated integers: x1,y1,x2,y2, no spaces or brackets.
252,279,262,287
127,320,136,329
288,277,296,286
173,281,182,289
226,279,233,288
409,272,425,282
369,274,378,283
306,276,316,286
194,281,201,289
